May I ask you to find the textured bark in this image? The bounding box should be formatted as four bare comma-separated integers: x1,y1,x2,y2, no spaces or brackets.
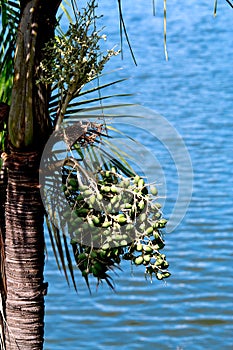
3,1,62,349
0,163,7,348
4,150,46,350
0,163,7,294
0,102,10,347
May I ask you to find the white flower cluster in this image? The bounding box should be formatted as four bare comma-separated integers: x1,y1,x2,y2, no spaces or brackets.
38,1,120,95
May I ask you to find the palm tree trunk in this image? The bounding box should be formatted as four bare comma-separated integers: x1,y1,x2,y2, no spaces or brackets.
4,150,47,350
2,2,61,348
0,163,7,349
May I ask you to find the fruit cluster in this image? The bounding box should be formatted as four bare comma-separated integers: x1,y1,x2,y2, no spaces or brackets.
62,164,170,288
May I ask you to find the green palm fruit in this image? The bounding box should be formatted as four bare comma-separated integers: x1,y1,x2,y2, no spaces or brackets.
138,178,145,188
136,243,143,251
150,186,158,196
84,189,93,197
120,240,128,246
119,217,127,224
110,185,118,193
155,256,164,266
115,214,127,224
75,194,84,202
155,218,167,228
138,200,145,210
92,216,100,225
153,231,160,239
143,254,151,263
153,212,162,219
90,250,98,259
68,178,78,188
133,175,140,184
102,242,110,250
98,249,107,259
87,219,95,228
114,234,122,241
156,272,163,280
97,193,103,201
145,226,154,235
76,208,89,217
153,202,162,210
134,255,144,265
102,221,112,228
139,213,147,223
79,185,89,192
162,272,171,278
89,195,96,205
102,185,111,193
77,253,87,262
143,245,153,253
110,195,118,205
123,203,132,209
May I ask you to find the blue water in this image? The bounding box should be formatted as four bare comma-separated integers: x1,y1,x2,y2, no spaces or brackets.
44,1,233,349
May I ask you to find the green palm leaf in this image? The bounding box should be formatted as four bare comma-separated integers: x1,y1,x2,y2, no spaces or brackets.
0,0,20,101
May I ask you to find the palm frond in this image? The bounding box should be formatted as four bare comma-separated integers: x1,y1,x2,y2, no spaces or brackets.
0,0,20,101
117,0,137,66
45,213,77,290
163,0,168,61
214,0,218,16
226,0,233,9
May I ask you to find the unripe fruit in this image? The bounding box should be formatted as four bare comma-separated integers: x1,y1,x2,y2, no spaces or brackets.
143,254,151,263
110,185,118,193
143,245,153,253
136,243,143,251
102,243,110,250
156,272,163,280
79,185,89,192
150,186,158,196
146,226,153,235
134,256,143,265
92,216,100,225
138,178,144,188
102,221,112,228
97,193,103,201
133,175,140,183
138,200,145,210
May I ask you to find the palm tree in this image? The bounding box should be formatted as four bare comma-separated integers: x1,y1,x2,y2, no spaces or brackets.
0,1,171,349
